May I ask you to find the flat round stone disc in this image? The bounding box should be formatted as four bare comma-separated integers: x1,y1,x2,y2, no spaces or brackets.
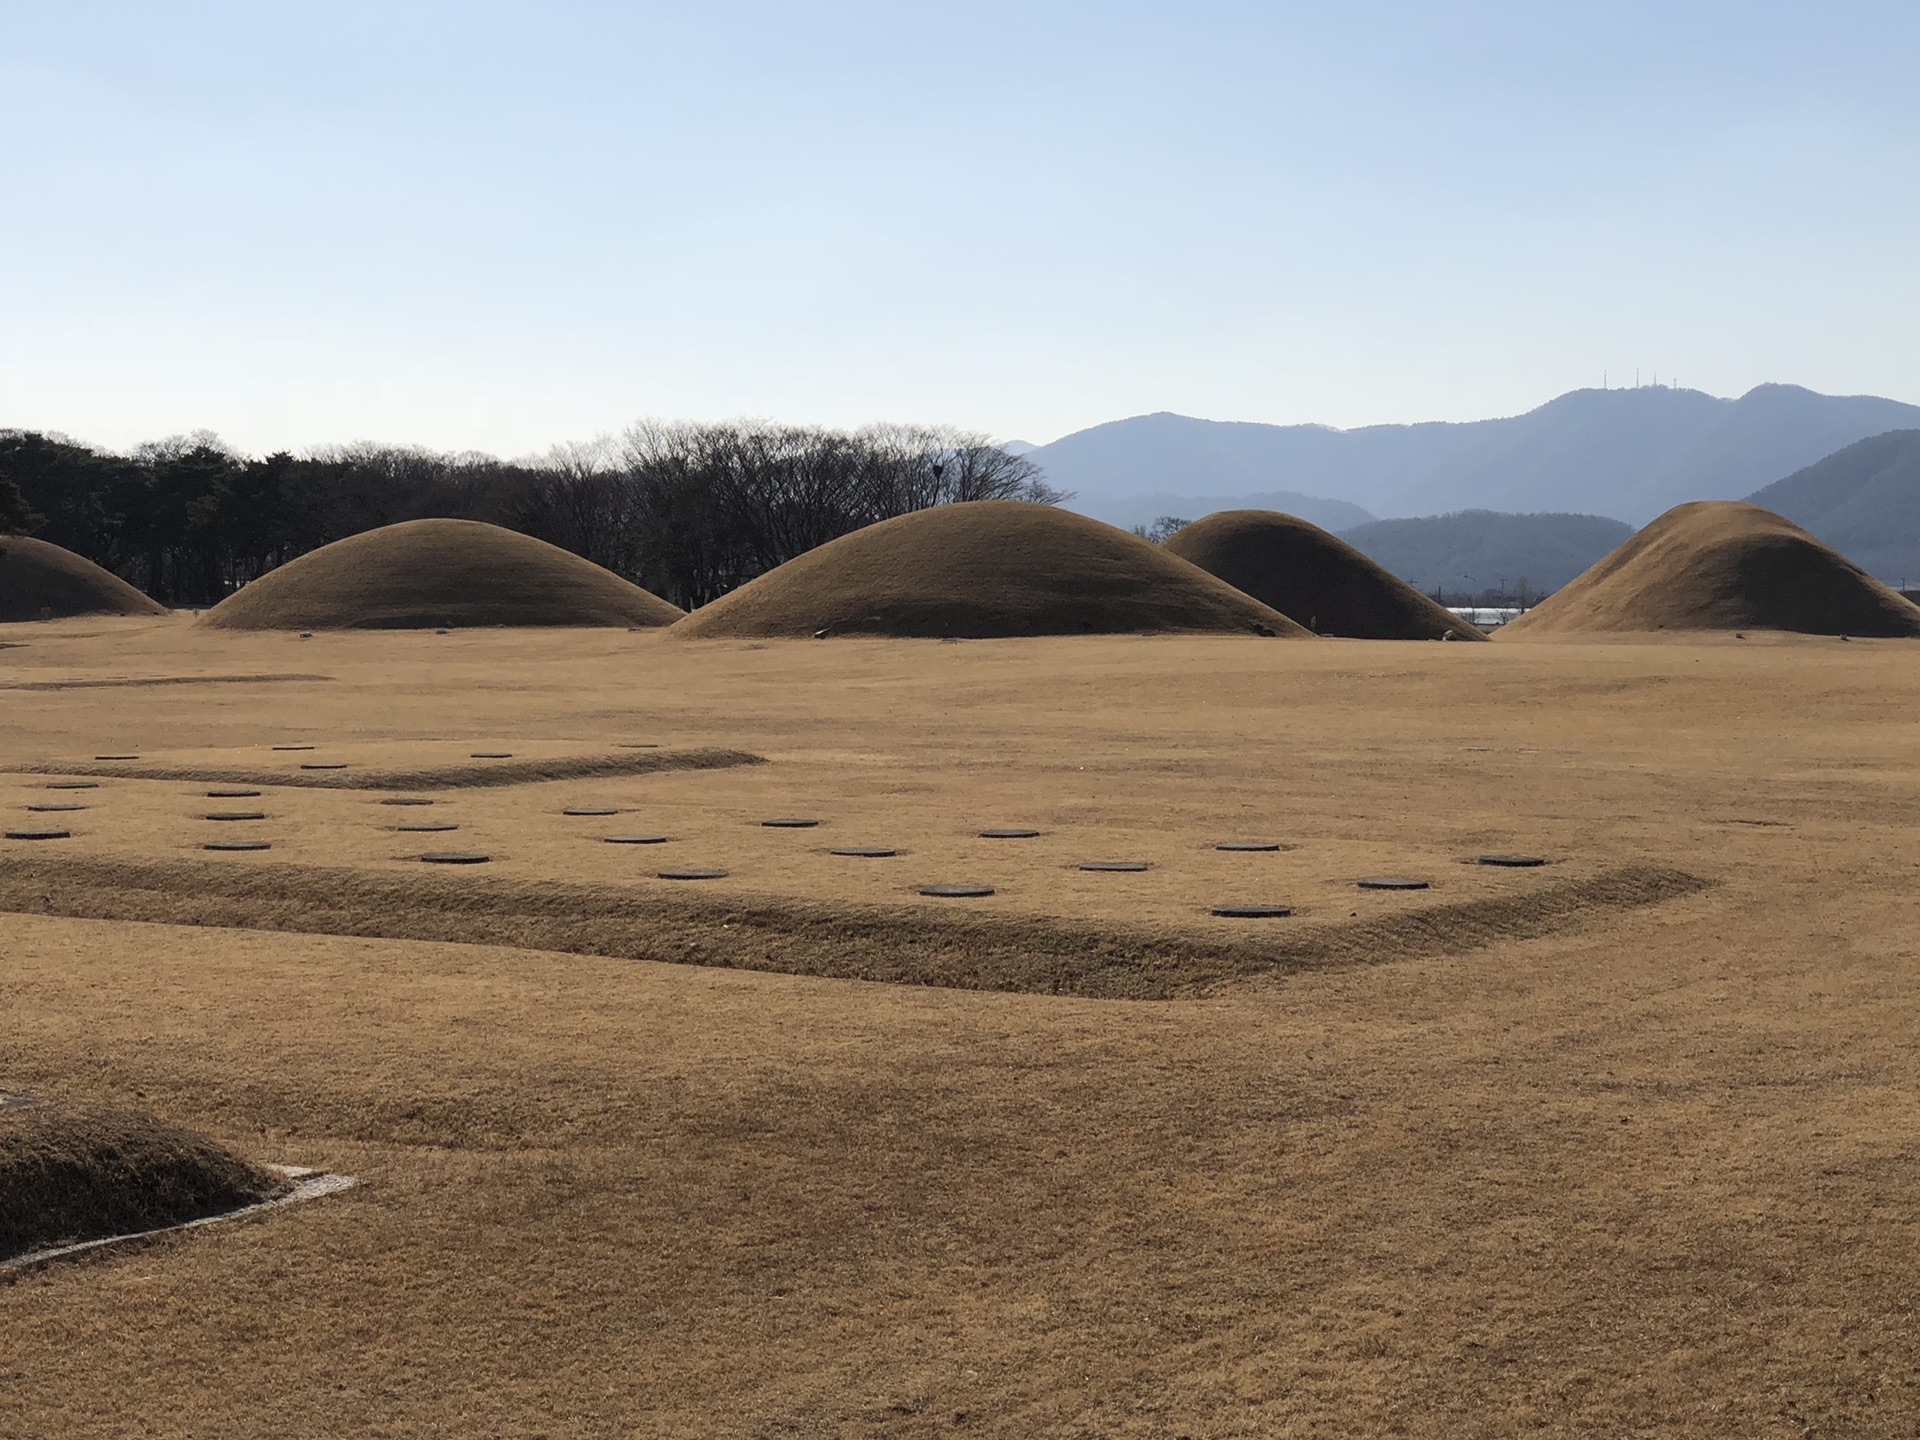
762,818,820,828
27,803,86,812
6,827,71,840
299,762,349,771
397,823,458,832
1215,841,1280,852
270,745,315,752
617,743,659,749
658,868,726,879
1357,876,1429,890
832,846,897,857
471,751,512,759
605,834,669,845
979,828,1039,839
380,797,433,806
205,811,267,821
1476,854,1546,867
204,839,271,852
1078,861,1148,872
920,884,994,897
93,754,138,761
45,781,99,790
421,851,490,864
208,788,262,798
1210,903,1292,918
564,807,620,816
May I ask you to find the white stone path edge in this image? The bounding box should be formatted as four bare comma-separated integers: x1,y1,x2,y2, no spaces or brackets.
1,1166,358,1276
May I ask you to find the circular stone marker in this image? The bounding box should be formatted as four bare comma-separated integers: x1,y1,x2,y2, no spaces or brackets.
563,807,619,817
270,745,315,752
26,803,86,812
1357,876,1430,890
1216,842,1281,852
1210,903,1292,918
762,818,820,828
471,752,512,759
617,743,660,749
920,884,995,897
94,754,138,761
380,797,433,806
979,828,1039,839
397,822,458,832
604,834,669,845
299,762,348,771
205,811,267,821
207,788,262,798
421,852,489,865
1079,861,1149,872
831,846,897,857
1476,854,1547,868
204,839,271,852
658,868,726,879
45,781,99,790
7,827,72,839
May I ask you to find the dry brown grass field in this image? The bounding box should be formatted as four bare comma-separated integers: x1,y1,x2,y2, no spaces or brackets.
4,616,1920,1437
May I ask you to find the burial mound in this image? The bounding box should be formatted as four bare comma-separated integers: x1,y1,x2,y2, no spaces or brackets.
1498,501,1920,638
202,519,682,630
1162,509,1485,639
671,501,1307,639
1,1099,280,1260
0,536,166,622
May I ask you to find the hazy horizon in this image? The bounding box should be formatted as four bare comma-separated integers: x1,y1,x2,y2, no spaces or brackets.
6,3,1917,456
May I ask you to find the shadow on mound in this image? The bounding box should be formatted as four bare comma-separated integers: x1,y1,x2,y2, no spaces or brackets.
202,519,683,631
1499,501,1920,638
0,853,1712,1000
1163,510,1486,640
1,1099,281,1261
0,536,167,622
672,501,1308,639
12,746,764,791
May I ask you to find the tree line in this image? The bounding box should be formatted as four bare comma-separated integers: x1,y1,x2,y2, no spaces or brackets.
0,421,1061,609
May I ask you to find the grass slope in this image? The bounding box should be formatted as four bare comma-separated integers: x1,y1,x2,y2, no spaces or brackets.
203,519,683,631
672,501,1308,638
1165,509,1485,639
1499,500,1920,637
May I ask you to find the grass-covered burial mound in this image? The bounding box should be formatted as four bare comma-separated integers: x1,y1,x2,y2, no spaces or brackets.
1163,510,1485,640
0,536,168,622
1,1098,282,1261
1498,501,1920,638
672,501,1308,639
203,519,684,631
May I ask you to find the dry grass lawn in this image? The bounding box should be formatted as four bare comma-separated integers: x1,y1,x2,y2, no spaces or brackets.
2,617,1919,1436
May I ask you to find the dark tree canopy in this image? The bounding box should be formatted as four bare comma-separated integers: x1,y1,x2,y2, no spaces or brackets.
0,421,1060,609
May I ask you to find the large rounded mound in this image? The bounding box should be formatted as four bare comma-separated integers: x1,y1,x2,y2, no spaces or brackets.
672,502,1309,639
1,1099,281,1260
202,519,683,630
1499,501,1920,638
1163,510,1486,640
0,536,166,622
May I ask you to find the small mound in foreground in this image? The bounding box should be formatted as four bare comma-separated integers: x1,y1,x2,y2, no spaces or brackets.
1162,510,1485,640
1498,501,1920,638
203,519,683,630
672,502,1309,639
1,1099,281,1260
0,536,166,622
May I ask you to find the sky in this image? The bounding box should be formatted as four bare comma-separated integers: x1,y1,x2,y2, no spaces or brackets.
3,1,1917,457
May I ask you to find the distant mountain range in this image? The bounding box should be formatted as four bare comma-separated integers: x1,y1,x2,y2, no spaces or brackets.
1073,490,1374,536
1336,511,1633,599
1036,384,1920,527
1746,431,1920,586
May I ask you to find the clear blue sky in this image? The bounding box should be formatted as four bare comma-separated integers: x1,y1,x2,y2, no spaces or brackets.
3,1,1916,456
